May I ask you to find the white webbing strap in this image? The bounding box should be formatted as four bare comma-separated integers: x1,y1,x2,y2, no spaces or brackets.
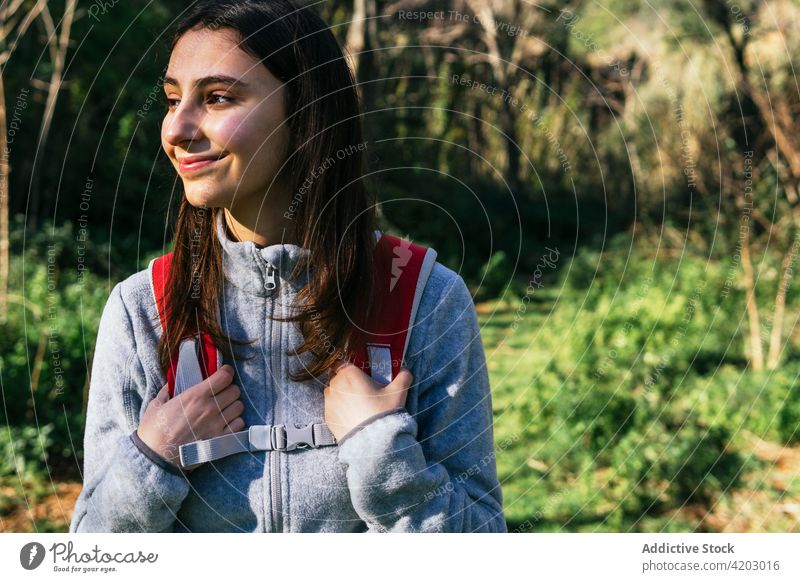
174,338,204,397
179,430,251,467
178,422,337,468
366,344,393,384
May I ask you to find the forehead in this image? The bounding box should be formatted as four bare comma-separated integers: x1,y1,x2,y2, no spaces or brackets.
166,27,272,87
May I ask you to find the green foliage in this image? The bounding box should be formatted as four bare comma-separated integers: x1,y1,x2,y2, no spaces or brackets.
0,424,54,480
2,0,799,534
489,236,800,530
2,217,111,472
475,250,514,301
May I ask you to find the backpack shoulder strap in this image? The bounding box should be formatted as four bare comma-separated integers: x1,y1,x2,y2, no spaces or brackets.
350,231,438,384
171,235,438,467
148,253,221,398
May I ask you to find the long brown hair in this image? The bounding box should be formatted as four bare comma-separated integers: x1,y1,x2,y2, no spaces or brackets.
158,0,376,383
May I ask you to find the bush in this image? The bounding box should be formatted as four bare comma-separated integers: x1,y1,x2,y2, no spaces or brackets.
475,250,514,301
492,234,800,529
0,424,55,480
1,216,111,474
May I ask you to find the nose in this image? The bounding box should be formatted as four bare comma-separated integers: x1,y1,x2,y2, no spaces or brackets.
163,101,205,147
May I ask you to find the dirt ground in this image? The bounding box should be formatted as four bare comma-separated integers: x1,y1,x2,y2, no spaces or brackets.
0,481,81,533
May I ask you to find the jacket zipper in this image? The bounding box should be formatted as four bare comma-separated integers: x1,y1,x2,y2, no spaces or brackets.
266,262,283,532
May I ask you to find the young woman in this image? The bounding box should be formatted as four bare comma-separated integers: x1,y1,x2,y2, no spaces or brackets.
69,0,506,533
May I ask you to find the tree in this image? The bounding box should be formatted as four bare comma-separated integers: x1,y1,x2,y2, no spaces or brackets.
0,0,76,318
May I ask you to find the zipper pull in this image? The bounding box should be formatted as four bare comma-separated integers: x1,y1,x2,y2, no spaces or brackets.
265,264,277,291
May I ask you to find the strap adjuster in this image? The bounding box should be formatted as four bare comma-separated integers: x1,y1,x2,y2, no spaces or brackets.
181,422,336,466
270,424,285,450
270,423,316,451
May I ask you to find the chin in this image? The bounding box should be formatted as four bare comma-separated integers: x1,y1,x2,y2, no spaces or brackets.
183,186,228,209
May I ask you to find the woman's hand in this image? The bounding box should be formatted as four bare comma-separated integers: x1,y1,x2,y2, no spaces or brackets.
323,361,414,442
136,364,244,471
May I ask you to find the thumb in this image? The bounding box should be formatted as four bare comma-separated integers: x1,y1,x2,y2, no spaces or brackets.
155,384,170,403
392,367,414,389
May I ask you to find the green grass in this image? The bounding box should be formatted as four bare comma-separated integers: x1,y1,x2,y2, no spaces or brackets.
479,273,800,533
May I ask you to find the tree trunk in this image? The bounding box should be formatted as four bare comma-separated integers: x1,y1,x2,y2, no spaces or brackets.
502,97,521,194
722,17,800,184
739,204,764,370
766,221,800,369
0,71,8,319
29,0,77,227
345,0,365,81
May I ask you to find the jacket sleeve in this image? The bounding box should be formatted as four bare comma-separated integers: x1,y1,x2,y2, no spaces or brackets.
336,272,507,532
69,282,191,532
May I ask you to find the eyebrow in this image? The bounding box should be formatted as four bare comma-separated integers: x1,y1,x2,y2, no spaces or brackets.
163,74,249,90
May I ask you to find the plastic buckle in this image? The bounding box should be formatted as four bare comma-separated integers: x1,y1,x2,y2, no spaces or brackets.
283,423,316,451
264,423,315,451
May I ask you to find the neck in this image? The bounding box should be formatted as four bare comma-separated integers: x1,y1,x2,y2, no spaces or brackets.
221,182,299,248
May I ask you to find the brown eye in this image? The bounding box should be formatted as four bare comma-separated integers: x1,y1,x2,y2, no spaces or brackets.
207,93,233,106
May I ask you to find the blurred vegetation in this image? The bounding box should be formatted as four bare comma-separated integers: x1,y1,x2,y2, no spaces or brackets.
2,0,800,531
487,231,800,531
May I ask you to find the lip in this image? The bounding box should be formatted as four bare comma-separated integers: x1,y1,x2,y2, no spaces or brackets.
177,153,228,174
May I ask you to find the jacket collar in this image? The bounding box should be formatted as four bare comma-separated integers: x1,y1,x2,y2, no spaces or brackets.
215,209,311,297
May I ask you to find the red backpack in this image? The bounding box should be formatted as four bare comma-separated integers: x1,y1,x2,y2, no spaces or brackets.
147,231,438,467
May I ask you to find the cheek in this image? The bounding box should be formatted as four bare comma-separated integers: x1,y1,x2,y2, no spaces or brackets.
216,111,288,164
205,114,257,157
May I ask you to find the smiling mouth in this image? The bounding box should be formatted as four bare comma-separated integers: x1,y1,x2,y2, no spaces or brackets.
178,154,228,174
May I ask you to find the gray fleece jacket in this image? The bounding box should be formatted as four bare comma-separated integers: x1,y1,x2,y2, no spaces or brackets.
69,211,506,533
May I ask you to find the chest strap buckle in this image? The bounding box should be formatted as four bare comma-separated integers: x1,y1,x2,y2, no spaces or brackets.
271,423,316,451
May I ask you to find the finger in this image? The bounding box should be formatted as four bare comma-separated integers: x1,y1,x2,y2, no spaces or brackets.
219,399,245,425
330,359,356,378
390,367,414,391
154,384,170,404
196,364,235,396
212,383,241,409
222,416,246,435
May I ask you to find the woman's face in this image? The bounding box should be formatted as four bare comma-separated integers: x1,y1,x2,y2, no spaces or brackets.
161,27,290,209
